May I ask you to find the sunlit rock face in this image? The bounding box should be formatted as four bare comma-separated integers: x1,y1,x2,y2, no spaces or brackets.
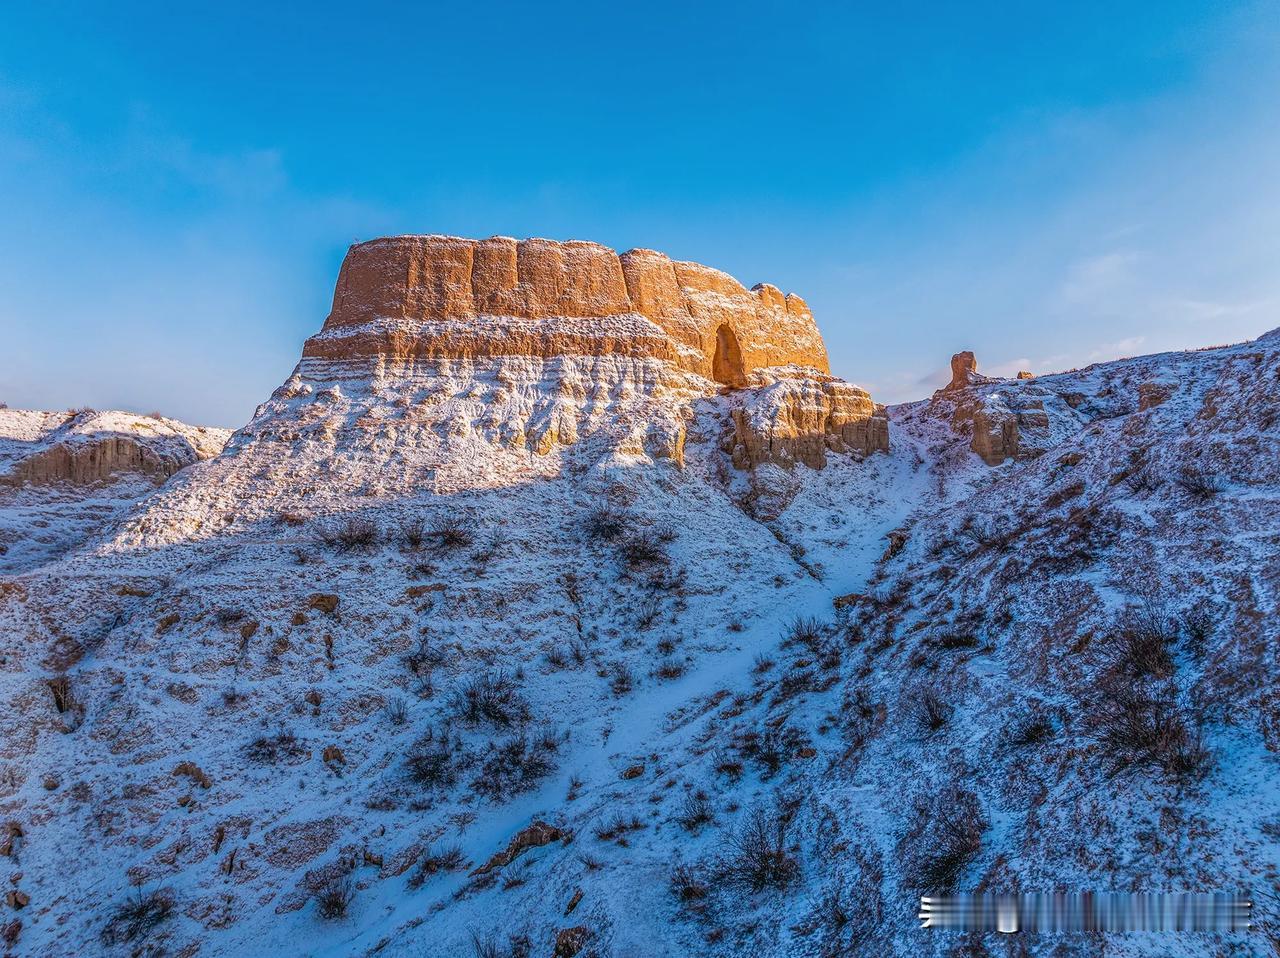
302,235,830,382
728,370,889,469
288,234,884,473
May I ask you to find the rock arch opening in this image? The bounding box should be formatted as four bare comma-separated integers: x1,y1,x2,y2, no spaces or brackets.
712,323,746,387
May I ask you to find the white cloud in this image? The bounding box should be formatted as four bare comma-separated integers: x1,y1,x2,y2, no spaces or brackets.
1088,336,1146,361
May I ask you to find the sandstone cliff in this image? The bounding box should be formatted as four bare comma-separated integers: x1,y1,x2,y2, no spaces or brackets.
305,235,829,381
727,370,888,469
289,235,885,474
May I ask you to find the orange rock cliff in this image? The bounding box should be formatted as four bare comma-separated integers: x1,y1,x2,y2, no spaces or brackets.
303,235,830,383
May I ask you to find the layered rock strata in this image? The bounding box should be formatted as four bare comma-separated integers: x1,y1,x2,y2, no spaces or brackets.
304,236,829,384
728,371,889,469
292,235,886,471
0,410,228,486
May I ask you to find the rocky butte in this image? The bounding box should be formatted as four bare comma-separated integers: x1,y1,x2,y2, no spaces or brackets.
297,235,888,469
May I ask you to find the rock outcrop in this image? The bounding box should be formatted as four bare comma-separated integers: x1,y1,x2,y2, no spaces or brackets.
936,352,1050,465
968,392,1050,465
303,235,829,383
286,234,885,472
0,409,229,487
728,370,889,469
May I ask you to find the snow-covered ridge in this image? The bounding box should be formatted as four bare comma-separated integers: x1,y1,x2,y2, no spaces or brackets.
0,407,229,485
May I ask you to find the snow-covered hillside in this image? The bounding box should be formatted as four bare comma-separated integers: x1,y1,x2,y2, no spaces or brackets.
0,408,230,574
1,261,1277,956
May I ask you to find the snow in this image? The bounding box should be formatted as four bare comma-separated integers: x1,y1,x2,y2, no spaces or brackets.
2,331,1278,956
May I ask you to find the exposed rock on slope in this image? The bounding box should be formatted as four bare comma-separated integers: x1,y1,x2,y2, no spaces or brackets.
109,238,885,550
0,408,228,486
0,409,229,573
728,370,888,469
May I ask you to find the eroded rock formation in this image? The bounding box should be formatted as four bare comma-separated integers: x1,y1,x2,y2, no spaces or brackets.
304,235,829,383
290,234,886,471
937,351,1050,465
0,410,229,487
728,371,889,469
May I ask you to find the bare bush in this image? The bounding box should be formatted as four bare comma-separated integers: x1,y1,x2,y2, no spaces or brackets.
654,658,685,681
784,615,824,651
636,596,662,630
619,532,667,568
245,730,308,764
1180,605,1215,648
721,804,799,891
398,518,426,551
470,932,532,958
773,667,815,705
901,787,986,890
585,506,629,542
46,675,76,714
1006,705,1054,747
428,520,473,551
594,813,645,844
677,792,714,832
471,731,559,802
405,636,447,681
669,862,709,908
101,887,174,946
959,517,1015,552
1108,602,1177,679
1093,679,1212,782
909,686,952,734
471,531,507,565
315,873,354,920
405,730,460,789
384,695,409,726
735,726,807,779
318,516,380,552
1176,464,1226,499
449,671,531,728
408,844,465,888
609,663,635,696
933,631,979,650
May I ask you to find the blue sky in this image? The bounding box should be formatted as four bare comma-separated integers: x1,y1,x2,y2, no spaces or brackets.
2,1,1278,426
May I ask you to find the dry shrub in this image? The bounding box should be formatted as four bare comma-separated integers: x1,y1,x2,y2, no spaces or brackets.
900,787,986,890
101,887,173,945
405,730,459,788
471,731,559,802
244,730,308,764
449,671,531,728
909,685,952,734
318,516,380,552
585,506,629,542
408,844,465,888
1176,463,1226,499
1092,678,1212,782
721,804,799,891
428,520,473,551
619,531,667,568
315,873,354,919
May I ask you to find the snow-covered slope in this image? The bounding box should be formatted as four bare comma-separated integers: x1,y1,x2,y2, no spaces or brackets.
2,312,1277,954
0,408,230,574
